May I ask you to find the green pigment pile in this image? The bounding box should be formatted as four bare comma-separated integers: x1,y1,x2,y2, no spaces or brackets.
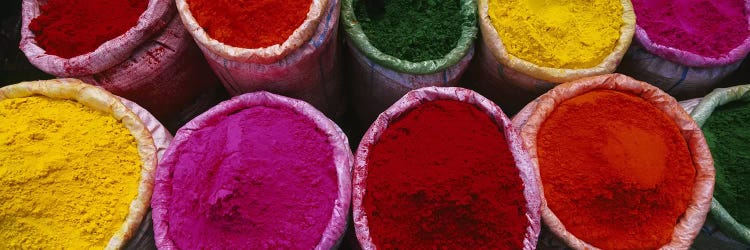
703,98,750,226
355,0,463,62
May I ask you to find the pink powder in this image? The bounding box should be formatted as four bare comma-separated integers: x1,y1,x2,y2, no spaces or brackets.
165,105,337,249
632,0,749,58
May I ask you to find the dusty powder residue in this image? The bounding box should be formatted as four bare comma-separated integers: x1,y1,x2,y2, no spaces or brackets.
0,96,141,249
488,0,623,68
632,0,749,58
166,105,338,249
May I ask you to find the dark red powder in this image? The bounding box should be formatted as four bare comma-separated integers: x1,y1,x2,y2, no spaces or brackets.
29,0,148,59
187,0,312,48
364,100,528,249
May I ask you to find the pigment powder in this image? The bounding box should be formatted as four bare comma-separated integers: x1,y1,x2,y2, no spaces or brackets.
702,98,750,225
29,0,147,58
355,0,464,62
632,0,749,58
364,100,528,248
536,90,695,249
0,96,142,248
488,0,623,68
165,106,337,248
187,0,312,48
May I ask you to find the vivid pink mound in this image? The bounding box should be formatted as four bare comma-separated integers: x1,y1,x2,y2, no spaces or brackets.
166,105,337,249
633,0,749,58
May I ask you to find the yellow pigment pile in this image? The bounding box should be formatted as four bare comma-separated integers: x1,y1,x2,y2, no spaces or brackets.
488,0,623,69
0,96,142,249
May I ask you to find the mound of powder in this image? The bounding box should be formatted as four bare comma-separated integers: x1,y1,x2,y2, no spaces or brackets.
29,0,147,58
703,98,750,225
364,100,528,248
187,0,312,48
164,105,337,249
537,90,696,249
354,0,464,62
632,0,749,59
0,96,141,249
488,0,623,69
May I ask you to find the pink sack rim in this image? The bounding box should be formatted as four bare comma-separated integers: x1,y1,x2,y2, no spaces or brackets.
19,0,174,76
353,86,542,250
151,91,353,250
634,1,750,67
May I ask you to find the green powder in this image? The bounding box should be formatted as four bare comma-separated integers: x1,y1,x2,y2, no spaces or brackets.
703,98,750,226
354,0,463,62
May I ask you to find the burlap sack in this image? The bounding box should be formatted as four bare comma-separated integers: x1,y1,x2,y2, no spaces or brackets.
341,0,477,124
617,2,750,100
353,87,541,250
511,73,714,249
19,0,221,128
468,0,635,114
0,79,159,250
683,85,750,245
152,91,353,249
176,0,344,117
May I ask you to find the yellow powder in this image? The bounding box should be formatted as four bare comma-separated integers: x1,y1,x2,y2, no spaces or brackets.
488,0,623,68
0,96,141,249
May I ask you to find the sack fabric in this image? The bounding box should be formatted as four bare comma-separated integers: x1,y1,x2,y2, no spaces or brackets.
352,86,542,250
176,0,344,118
468,0,635,114
20,0,222,129
341,0,478,124
511,74,715,250
685,85,750,245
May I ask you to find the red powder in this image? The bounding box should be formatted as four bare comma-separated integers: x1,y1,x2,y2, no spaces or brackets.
29,0,148,59
187,0,313,48
364,100,528,249
633,0,749,58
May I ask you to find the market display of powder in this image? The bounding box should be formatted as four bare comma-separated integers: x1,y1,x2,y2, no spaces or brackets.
702,98,750,226
164,106,337,249
537,90,696,249
632,0,749,58
0,96,142,248
29,0,147,58
355,0,464,62
187,0,312,48
488,0,623,68
364,100,528,248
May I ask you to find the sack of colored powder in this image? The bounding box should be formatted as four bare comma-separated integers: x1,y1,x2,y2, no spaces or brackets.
0,79,159,249
151,91,352,249
341,0,477,125
618,0,750,100
466,0,635,114
684,84,750,245
353,87,541,249
512,74,715,249
176,0,344,118
19,0,223,130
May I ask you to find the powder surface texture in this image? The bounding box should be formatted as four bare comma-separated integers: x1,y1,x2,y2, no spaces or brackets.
703,98,750,225
537,90,696,249
488,0,623,68
29,0,148,58
355,0,463,62
166,106,337,249
0,96,141,249
632,0,749,58
187,0,312,49
364,100,528,249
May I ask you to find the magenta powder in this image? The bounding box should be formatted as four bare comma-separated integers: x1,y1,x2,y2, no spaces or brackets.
164,105,338,249
632,0,749,58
